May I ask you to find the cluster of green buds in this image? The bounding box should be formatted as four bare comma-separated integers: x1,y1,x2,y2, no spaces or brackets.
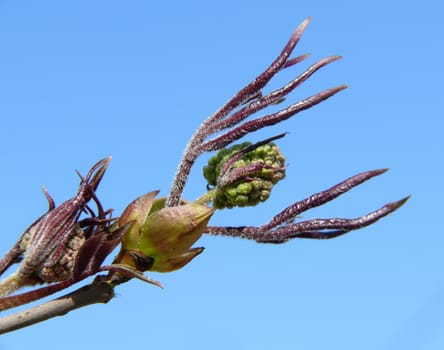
203,136,286,209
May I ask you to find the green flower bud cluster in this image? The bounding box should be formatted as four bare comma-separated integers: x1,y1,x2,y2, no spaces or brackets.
203,141,286,209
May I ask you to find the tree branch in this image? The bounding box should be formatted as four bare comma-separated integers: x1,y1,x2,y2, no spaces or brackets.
0,277,114,334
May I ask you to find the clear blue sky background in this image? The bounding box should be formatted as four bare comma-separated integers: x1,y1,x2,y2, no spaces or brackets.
0,1,442,349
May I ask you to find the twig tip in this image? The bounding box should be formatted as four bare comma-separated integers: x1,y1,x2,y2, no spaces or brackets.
391,195,411,210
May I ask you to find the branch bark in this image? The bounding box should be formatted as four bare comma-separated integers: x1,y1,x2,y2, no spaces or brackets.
0,277,114,334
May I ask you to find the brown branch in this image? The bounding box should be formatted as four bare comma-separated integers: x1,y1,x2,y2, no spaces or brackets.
0,277,114,334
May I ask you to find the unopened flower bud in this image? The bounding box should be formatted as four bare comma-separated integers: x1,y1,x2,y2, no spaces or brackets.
203,141,286,209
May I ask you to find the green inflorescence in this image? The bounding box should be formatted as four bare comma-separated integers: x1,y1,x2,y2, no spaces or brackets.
203,142,286,209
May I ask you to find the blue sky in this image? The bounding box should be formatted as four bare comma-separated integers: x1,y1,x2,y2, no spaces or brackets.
0,1,442,349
